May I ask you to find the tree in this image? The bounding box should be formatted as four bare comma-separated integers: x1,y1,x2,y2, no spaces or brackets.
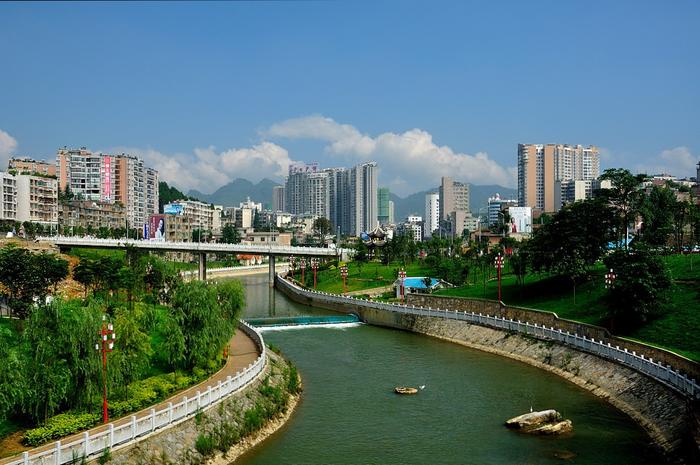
603,249,672,331
220,224,241,244
671,200,692,253
529,199,615,303
599,168,647,249
0,245,69,318
166,281,240,370
111,306,152,397
312,217,332,244
639,185,676,248
0,326,24,420
23,300,102,421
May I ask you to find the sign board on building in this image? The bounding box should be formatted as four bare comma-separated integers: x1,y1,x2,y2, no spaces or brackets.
508,207,532,234
164,203,184,215
102,156,111,202
149,214,166,241
289,162,319,175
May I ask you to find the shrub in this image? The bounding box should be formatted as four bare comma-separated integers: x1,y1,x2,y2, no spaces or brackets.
287,365,301,395
195,433,216,457
24,412,101,446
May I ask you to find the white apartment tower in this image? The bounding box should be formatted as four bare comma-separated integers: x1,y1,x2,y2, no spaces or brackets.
424,192,440,239
0,172,17,221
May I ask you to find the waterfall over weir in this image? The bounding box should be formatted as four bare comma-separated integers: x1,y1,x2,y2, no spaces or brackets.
245,314,361,330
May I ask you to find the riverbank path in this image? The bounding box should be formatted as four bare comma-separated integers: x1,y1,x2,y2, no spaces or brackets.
0,328,260,464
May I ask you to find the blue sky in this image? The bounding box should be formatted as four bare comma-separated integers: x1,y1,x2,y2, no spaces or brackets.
0,0,698,196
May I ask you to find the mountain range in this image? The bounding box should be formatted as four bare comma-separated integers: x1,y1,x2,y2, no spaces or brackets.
187,178,517,218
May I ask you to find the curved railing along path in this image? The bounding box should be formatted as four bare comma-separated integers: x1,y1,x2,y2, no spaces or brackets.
1,322,266,465
276,275,700,400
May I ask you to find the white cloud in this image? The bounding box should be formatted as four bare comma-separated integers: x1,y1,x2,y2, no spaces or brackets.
635,146,698,177
265,115,516,196
109,142,297,194
0,129,18,170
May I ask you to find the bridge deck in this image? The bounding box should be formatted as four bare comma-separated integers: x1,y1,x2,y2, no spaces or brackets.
40,236,343,257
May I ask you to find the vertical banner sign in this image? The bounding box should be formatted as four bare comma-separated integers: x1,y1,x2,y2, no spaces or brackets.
149,215,166,241
143,223,149,240
102,156,112,201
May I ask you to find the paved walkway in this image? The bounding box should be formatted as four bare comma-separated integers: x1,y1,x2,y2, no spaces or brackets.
0,329,260,464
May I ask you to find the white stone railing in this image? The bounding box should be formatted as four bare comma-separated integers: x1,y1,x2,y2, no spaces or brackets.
276,276,700,400
4,322,266,465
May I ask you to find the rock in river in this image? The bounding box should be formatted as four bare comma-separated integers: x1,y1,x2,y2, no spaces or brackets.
504,410,572,435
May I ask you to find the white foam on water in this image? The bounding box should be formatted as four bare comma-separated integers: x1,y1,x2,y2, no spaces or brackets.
257,322,364,332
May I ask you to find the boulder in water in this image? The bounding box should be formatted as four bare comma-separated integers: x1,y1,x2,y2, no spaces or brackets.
504,410,572,435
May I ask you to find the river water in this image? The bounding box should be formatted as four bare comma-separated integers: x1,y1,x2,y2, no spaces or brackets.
231,274,660,465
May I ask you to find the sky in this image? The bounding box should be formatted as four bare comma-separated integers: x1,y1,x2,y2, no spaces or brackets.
0,0,698,197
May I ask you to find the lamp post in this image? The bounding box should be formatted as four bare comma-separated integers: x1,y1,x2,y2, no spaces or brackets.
311,258,319,289
398,268,407,303
340,264,348,294
95,315,115,424
300,259,306,286
605,268,617,289
289,256,296,280
493,253,504,303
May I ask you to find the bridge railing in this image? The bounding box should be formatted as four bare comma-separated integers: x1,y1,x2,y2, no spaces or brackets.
4,322,266,465
38,236,343,256
276,275,700,400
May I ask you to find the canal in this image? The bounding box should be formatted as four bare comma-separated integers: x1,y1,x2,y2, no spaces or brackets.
231,274,660,465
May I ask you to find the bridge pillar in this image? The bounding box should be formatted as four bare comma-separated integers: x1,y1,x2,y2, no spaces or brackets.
268,255,275,287
198,253,207,281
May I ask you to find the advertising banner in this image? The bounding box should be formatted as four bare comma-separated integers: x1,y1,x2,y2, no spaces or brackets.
508,207,532,234
102,156,111,202
164,203,184,215
149,215,166,241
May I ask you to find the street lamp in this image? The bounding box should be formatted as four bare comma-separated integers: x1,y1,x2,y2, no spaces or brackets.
398,268,407,303
95,315,115,424
493,253,505,303
289,256,296,280
311,258,319,289
605,268,617,289
340,264,348,294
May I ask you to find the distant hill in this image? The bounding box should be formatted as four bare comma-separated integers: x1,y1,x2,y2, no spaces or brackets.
188,178,281,208
390,184,517,220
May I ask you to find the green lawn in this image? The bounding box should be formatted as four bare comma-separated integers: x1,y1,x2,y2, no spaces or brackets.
435,255,700,361
311,261,433,294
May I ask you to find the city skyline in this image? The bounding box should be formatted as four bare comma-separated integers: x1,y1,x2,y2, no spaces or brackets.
1,1,699,196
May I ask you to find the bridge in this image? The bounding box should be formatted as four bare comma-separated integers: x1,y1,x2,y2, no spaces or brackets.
39,236,346,284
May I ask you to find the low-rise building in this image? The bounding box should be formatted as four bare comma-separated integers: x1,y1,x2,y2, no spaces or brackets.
16,174,58,226
9,157,57,177
59,200,126,231
0,172,17,222
242,231,292,246
448,211,479,238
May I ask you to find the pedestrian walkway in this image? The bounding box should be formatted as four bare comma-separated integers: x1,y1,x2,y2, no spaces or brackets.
0,328,260,464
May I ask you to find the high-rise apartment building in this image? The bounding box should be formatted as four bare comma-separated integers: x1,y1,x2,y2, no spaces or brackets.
348,162,378,236
57,148,158,227
388,200,395,224
284,161,378,236
517,144,600,212
9,158,57,177
272,186,286,212
0,172,17,221
57,147,104,201
377,187,391,224
439,177,469,220
424,192,439,239
15,174,58,226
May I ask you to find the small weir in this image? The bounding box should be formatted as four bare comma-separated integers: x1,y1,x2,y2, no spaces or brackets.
245,314,361,329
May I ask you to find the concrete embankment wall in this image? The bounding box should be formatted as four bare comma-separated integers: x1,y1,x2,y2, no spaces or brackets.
407,294,700,382
104,351,296,465
276,277,698,464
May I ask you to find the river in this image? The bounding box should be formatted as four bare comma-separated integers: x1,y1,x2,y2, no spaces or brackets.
230,274,660,465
